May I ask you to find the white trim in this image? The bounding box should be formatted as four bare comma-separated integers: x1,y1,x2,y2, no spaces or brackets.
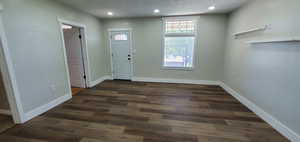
233,25,269,38
132,77,219,85
161,16,198,70
108,31,114,78
0,12,26,123
164,33,197,37
108,28,132,32
219,82,300,142
162,16,200,21
247,37,300,44
24,94,71,122
58,18,91,89
89,75,113,88
108,28,134,80
161,66,194,71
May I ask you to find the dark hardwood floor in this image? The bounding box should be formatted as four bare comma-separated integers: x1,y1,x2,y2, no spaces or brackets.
72,88,85,96
0,114,14,134
0,77,10,110
0,80,290,142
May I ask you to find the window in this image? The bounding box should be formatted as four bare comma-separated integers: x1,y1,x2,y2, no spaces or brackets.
166,20,195,34
114,34,128,41
163,17,197,69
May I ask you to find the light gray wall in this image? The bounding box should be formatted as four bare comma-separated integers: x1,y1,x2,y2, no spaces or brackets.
224,0,300,136
0,0,109,112
103,15,228,81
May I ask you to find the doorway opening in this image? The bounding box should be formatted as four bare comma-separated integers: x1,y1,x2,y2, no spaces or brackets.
60,21,90,96
109,29,133,81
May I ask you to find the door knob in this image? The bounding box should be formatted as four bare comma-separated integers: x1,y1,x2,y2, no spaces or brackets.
128,58,131,60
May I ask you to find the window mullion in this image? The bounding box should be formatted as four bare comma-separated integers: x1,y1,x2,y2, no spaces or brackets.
165,34,195,37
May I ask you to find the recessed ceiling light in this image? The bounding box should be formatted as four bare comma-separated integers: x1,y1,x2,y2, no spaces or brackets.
107,12,114,16
154,9,160,13
208,6,216,10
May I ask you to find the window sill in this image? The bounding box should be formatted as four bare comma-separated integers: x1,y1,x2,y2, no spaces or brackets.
161,66,194,71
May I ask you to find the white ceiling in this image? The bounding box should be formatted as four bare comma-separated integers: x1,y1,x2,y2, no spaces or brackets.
56,0,249,18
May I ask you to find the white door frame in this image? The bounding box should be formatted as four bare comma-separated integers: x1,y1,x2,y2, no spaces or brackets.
108,28,134,80
58,18,91,89
0,8,25,123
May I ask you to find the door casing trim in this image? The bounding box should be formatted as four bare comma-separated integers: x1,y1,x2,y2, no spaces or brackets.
108,28,134,80
0,10,25,123
58,18,91,88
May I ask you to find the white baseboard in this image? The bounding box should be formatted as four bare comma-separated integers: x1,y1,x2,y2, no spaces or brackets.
89,75,113,87
24,94,72,122
132,77,220,85
219,82,300,142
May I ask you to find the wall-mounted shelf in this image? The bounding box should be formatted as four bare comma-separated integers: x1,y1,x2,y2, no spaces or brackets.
234,25,269,39
248,37,300,44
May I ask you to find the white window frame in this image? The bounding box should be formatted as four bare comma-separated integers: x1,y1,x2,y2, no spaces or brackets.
162,16,198,70
108,28,134,80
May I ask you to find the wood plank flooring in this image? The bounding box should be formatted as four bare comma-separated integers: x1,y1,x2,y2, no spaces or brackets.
0,75,10,110
72,88,85,96
0,80,290,142
0,114,14,134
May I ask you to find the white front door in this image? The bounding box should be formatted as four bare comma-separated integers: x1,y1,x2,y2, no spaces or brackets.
64,27,86,88
110,30,132,80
